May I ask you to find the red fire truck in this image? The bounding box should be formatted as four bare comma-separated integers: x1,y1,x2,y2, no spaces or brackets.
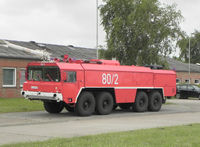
22,56,176,116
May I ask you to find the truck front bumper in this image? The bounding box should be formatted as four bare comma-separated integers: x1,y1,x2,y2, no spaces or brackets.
21,91,63,102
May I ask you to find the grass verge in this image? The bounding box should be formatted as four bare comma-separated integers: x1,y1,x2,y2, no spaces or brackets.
0,98,44,113
1,123,200,147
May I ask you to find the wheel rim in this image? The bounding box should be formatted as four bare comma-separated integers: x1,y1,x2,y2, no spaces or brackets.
139,98,145,107
103,100,109,109
83,100,90,110
153,97,160,107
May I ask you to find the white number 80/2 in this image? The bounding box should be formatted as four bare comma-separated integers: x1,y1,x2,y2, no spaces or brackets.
102,73,118,85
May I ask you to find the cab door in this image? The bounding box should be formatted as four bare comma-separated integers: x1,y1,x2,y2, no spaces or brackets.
61,70,84,103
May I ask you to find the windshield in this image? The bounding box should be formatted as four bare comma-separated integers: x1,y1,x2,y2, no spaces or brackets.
28,66,60,82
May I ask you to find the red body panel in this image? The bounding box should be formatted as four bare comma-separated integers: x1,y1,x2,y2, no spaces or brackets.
23,81,62,93
115,89,137,103
23,60,176,104
56,63,83,70
153,70,176,96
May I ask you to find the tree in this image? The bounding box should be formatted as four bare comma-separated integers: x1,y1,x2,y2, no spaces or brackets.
178,31,200,64
177,32,189,62
100,0,183,66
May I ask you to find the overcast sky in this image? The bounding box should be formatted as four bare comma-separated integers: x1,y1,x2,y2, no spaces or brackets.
0,0,200,49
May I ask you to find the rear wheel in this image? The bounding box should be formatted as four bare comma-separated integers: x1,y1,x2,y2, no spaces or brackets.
96,92,113,115
75,92,95,116
43,101,64,113
133,91,148,112
148,91,162,111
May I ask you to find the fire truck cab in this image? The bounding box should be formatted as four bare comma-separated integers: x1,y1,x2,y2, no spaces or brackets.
22,57,176,116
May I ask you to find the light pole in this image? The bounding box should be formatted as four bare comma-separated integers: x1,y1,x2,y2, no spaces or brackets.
188,36,191,84
96,0,99,59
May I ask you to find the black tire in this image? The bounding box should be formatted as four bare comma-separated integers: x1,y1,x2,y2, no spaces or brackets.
180,94,188,99
148,91,162,111
43,101,64,113
75,92,95,116
176,93,180,99
64,104,74,112
96,92,114,115
119,103,132,110
133,91,148,112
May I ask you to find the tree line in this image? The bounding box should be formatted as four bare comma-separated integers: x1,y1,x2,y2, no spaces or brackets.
98,0,199,67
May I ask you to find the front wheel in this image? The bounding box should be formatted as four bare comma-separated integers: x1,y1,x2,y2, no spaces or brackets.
75,92,95,116
176,93,180,99
180,94,188,99
43,101,64,113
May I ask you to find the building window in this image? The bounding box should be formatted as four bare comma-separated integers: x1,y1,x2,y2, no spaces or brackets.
194,80,199,84
2,68,16,87
176,78,181,84
185,79,189,84
20,69,26,87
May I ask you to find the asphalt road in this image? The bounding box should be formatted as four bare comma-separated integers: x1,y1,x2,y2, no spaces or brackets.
0,99,200,145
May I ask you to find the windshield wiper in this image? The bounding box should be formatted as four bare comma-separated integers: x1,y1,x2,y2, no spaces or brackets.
37,74,43,81
46,73,53,81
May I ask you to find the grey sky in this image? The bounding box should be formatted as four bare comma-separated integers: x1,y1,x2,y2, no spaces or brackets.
161,0,200,34
0,0,199,49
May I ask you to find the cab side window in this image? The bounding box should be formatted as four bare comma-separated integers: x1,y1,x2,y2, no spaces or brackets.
64,71,76,83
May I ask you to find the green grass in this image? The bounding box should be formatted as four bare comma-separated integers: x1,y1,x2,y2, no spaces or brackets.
2,123,200,147
0,98,44,113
